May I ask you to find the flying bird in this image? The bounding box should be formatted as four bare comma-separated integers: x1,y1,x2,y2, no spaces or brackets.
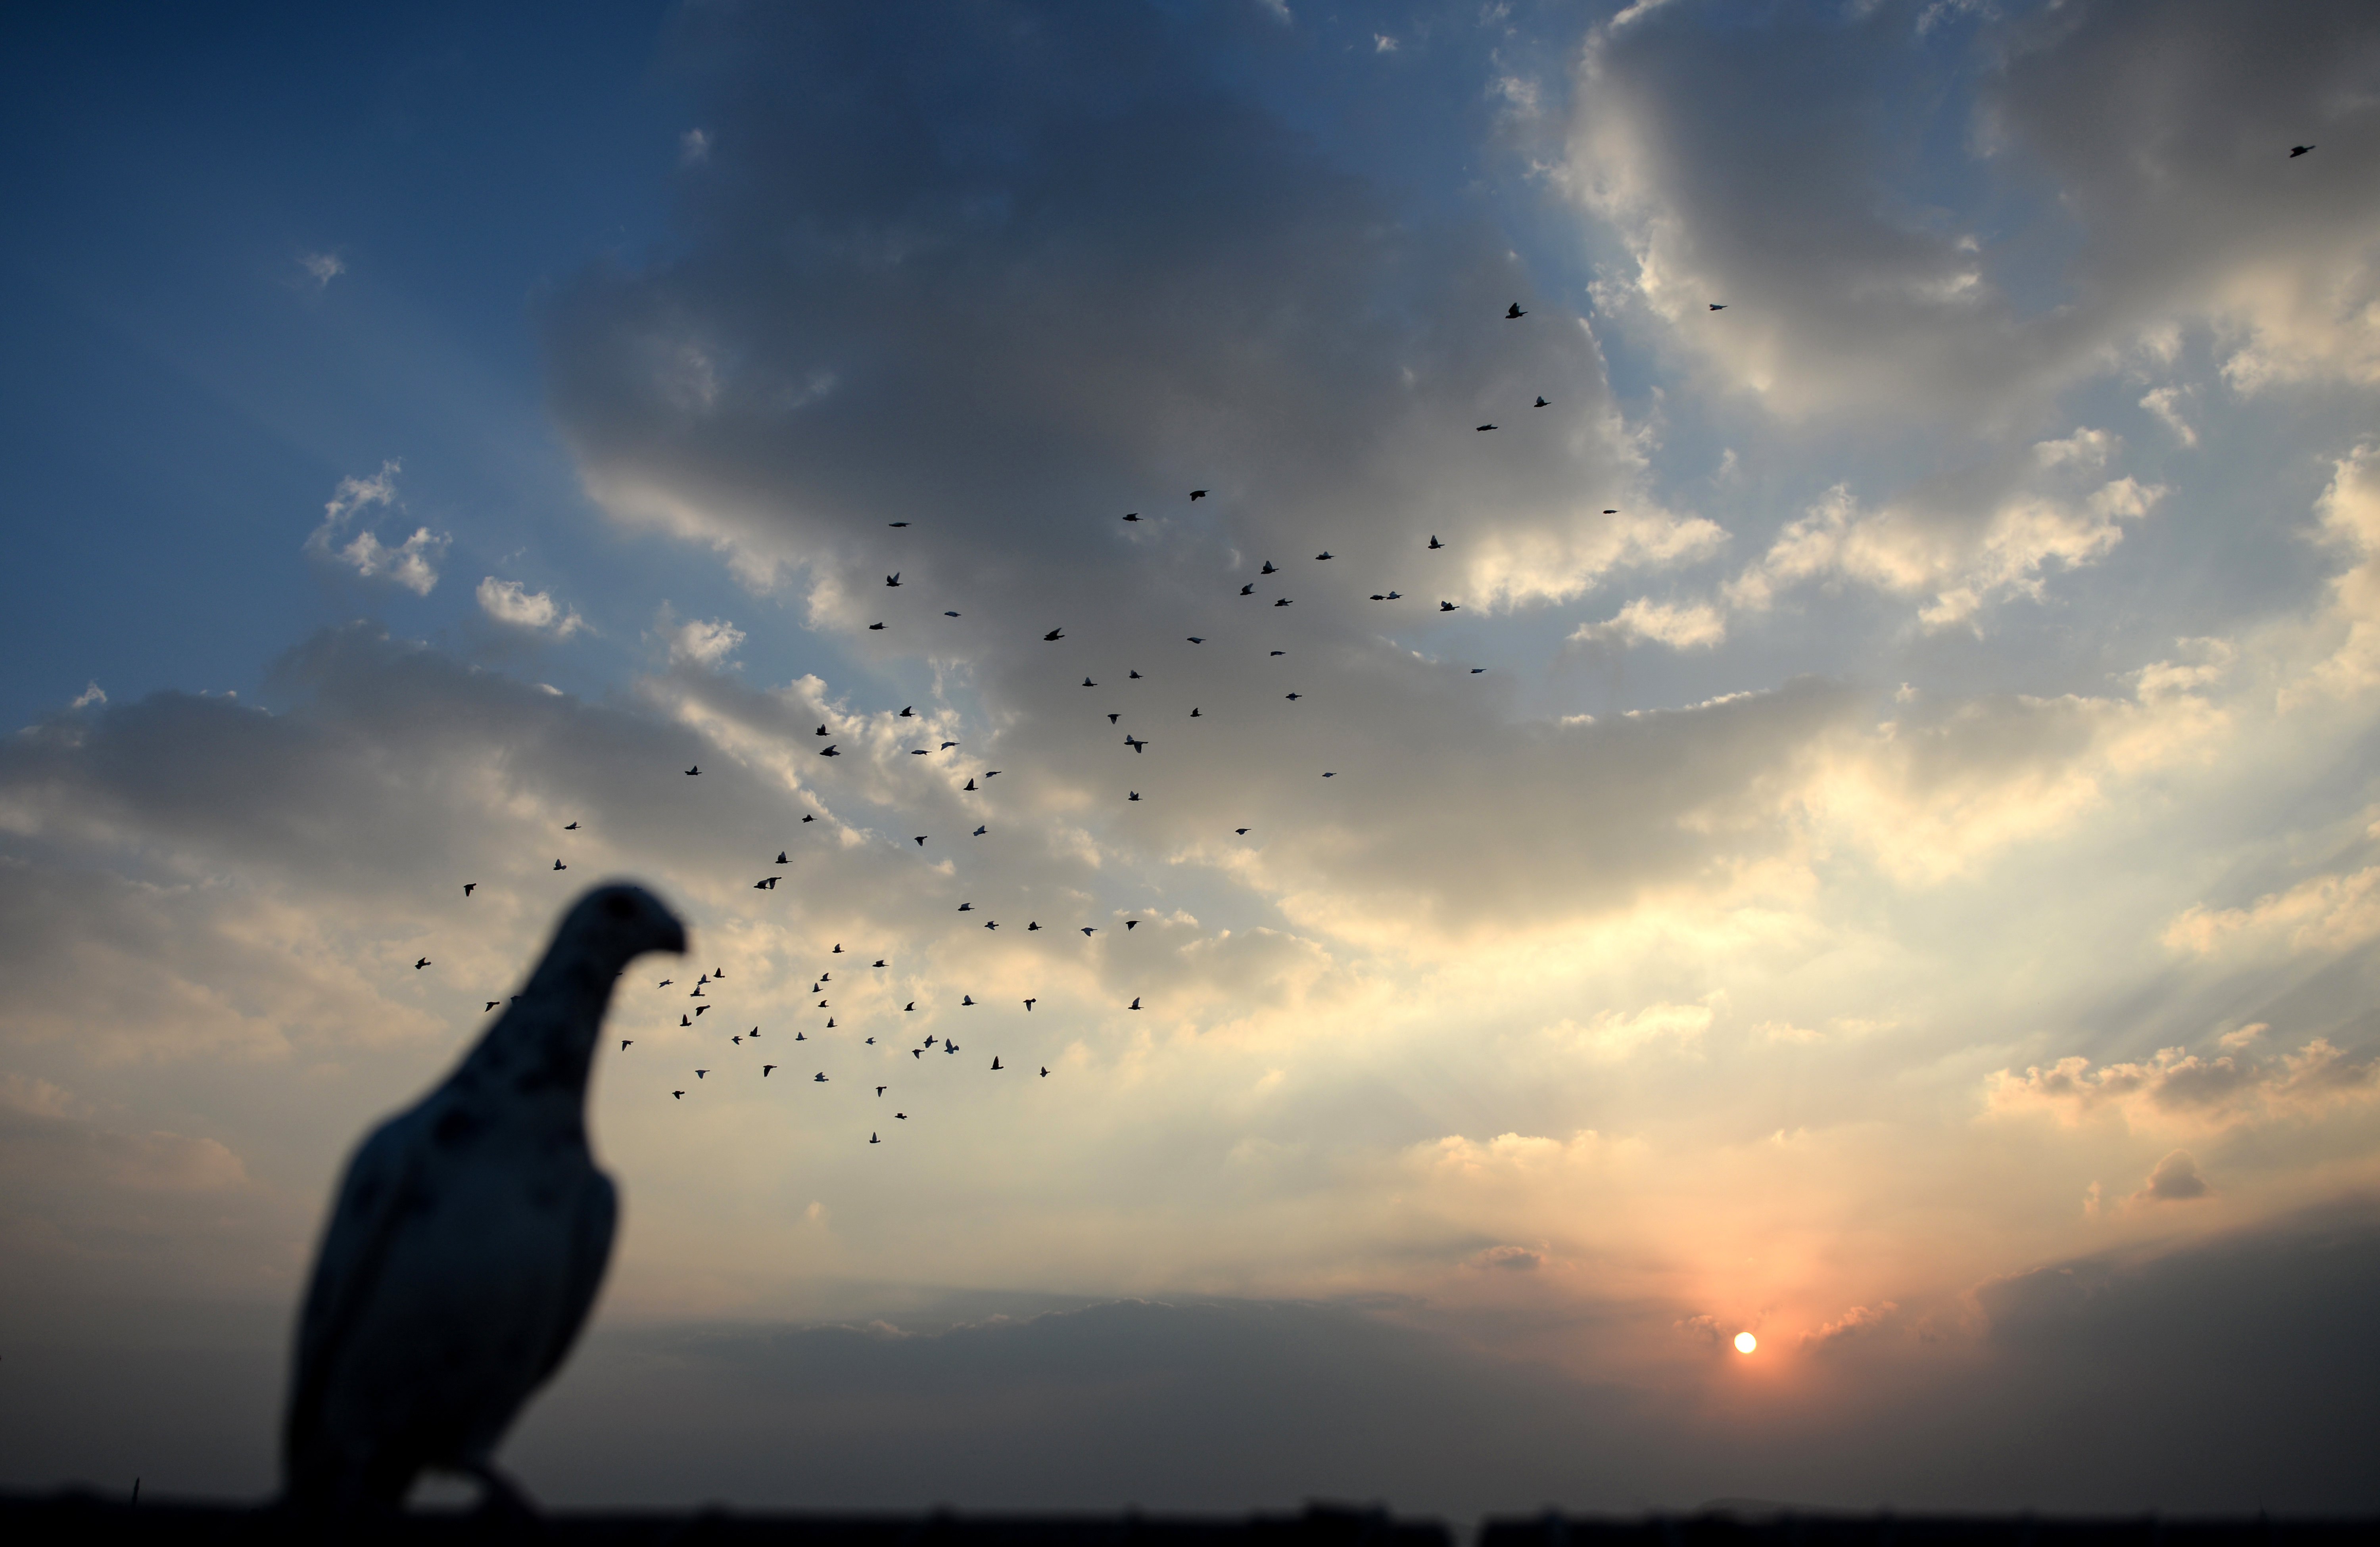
488,1002,501,1012
1082,927,1096,936
1190,489,1207,500
973,825,987,836
1040,1067,1049,1078
1534,397,1549,408
562,822,578,831
1109,713,1121,724
1129,998,1142,1010
1476,424,1497,432
1126,921,1138,931
1125,735,1147,752
1708,303,1726,311
869,1133,879,1144
1044,628,1065,641
281,884,685,1518
753,877,777,890
762,1065,774,1077
1083,676,1097,687
1023,998,1036,1010
415,958,431,970
1472,668,1486,674
1274,598,1292,607
1428,536,1442,549
1506,302,1526,319
1129,791,1141,801
916,836,927,846
674,1091,683,1100
618,1040,630,1051
964,778,977,791
1027,921,1039,930
991,1057,1003,1071
2291,144,2316,157
889,521,910,528
813,1073,826,1083
464,884,476,896
868,623,885,630
877,1086,887,1096
1322,771,1337,777
1187,637,1203,643
1129,670,1142,679
1122,513,1140,522
685,766,699,775
945,611,960,618
1234,827,1250,835
1285,693,1302,701
1603,508,1618,514
1260,560,1277,575
885,573,901,587
1241,583,1255,595
1440,601,1459,611
695,1070,707,1079
1315,551,1333,561
941,740,960,749
1190,708,1202,717
899,706,915,718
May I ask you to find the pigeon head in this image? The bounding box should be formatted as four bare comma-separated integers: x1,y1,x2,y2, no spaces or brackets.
560,883,689,969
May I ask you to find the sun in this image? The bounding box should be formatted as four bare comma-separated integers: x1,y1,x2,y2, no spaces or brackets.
1734,1331,1758,1354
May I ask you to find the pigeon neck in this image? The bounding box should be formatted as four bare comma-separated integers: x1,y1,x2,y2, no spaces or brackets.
465,943,620,1104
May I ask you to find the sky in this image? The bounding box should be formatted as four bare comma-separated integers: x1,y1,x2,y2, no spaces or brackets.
3,0,2379,1522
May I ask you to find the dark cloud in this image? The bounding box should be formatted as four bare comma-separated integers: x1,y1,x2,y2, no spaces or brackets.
15,1206,2378,1515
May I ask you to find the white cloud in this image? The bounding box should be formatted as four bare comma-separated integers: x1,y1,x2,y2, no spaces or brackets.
1570,595,1725,650
298,251,344,289
477,576,587,638
69,682,106,710
301,461,447,595
2140,386,2198,448
2129,1149,2212,1206
680,127,712,165
666,615,745,668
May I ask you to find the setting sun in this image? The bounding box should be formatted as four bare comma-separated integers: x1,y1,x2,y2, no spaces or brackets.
1735,1332,1758,1355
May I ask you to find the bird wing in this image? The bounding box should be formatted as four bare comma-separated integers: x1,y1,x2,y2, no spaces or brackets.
529,1169,617,1389
282,1108,426,1476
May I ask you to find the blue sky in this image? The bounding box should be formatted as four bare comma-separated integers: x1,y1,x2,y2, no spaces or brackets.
4,0,2380,1519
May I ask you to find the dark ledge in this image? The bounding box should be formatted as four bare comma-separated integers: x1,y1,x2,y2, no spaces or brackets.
7,1495,2376,1547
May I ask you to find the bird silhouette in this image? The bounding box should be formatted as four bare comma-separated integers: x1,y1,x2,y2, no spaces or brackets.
916,837,928,846
415,958,431,971
1083,676,1097,687
618,1040,630,1051
1440,601,1459,611
2291,144,2316,157
1316,551,1334,560
1285,693,1302,701
464,884,476,897
889,521,910,528
869,1132,879,1144
685,766,699,775
1187,637,1204,643
1125,735,1148,752
973,825,987,836
1126,921,1139,931
1023,998,1036,1010
1027,921,1040,930
1123,512,1140,522
1534,396,1549,408
1190,489,1207,500
562,822,578,831
991,1057,1003,1071
869,622,885,630
1506,302,1526,319
1129,791,1141,801
553,860,566,871
1240,583,1256,595
1040,1067,1049,1078
1044,628,1065,641
1190,708,1202,717
282,884,684,1518
885,573,901,587
1476,424,1497,432
762,1065,775,1077
1274,598,1292,607
876,1086,887,1096
899,706,915,718
1129,997,1142,1010
1428,536,1442,549
1234,827,1250,835
673,1091,683,1100
964,778,977,791
1708,303,1726,311
1082,927,1096,936
695,1070,707,1079
813,1073,826,1083
1260,560,1277,575
488,1003,502,1012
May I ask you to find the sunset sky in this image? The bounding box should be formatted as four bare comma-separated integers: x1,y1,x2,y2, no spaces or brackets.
4,0,2379,1520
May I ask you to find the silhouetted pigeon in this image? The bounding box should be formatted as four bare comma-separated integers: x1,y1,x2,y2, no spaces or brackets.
282,884,684,1518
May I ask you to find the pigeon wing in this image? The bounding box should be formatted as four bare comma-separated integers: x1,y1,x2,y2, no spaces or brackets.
282,1107,428,1490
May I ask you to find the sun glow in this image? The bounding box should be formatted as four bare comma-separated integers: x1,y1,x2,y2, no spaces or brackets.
1734,1332,1758,1354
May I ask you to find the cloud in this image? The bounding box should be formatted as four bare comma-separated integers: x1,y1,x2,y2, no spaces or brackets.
297,251,344,289
1570,595,1725,650
477,577,587,637
301,461,446,595
2130,1149,2211,1205
679,128,711,166
1988,1036,2378,1131
1801,1300,1900,1348
1723,433,2164,631
663,614,744,668
1563,0,2380,419
69,682,106,710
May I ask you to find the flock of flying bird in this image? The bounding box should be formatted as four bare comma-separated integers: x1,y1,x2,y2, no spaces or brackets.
425,298,1659,1143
